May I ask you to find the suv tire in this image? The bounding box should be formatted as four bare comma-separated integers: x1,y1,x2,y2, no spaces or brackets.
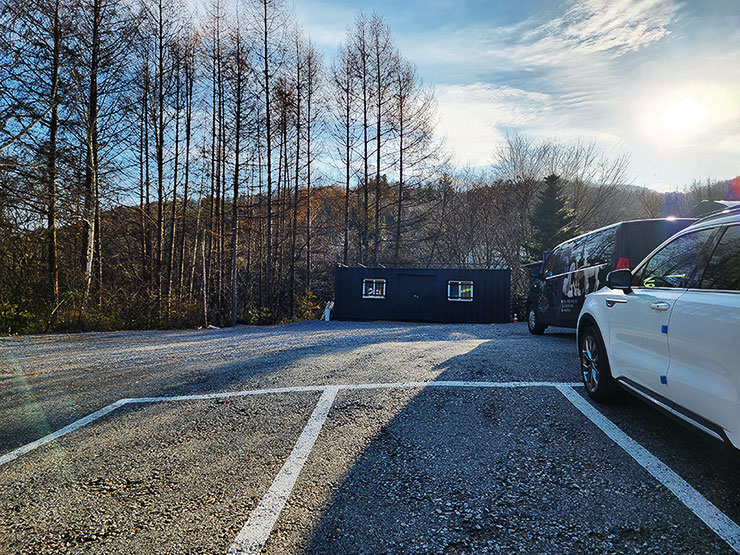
580,325,618,402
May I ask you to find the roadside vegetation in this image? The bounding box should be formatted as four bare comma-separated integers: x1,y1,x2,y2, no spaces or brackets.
0,0,737,334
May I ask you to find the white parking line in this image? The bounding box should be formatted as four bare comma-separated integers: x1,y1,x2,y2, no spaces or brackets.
0,398,130,468
128,381,584,404
336,380,582,391
557,385,740,553
228,387,339,555
128,385,327,403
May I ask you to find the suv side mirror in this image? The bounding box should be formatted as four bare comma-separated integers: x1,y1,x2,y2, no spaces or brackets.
606,269,632,292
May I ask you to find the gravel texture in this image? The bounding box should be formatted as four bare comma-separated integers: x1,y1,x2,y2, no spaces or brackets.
270,387,731,554
1,393,319,554
1,321,739,553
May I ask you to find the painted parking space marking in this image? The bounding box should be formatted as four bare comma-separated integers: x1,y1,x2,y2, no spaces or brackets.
4,380,740,554
558,385,740,553
228,387,339,555
0,381,581,468
0,398,129,467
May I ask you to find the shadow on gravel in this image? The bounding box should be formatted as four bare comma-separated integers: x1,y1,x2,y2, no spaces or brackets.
0,339,362,453
426,332,575,383
0,322,571,453
301,338,737,555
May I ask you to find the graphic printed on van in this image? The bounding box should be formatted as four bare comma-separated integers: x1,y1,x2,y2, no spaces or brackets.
527,218,696,333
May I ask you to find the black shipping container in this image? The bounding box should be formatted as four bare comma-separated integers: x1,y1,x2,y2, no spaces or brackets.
333,266,511,324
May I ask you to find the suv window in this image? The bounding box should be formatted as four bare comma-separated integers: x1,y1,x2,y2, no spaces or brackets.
699,225,740,291
636,228,715,288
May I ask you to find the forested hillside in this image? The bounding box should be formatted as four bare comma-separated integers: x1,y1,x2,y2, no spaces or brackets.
0,0,731,334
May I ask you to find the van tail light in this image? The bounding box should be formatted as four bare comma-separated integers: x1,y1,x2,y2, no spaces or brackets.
616,257,630,270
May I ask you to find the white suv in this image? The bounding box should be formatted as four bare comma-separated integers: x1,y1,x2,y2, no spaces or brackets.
577,210,740,448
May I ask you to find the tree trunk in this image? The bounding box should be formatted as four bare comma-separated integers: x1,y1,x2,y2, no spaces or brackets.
362,57,369,264
46,0,61,307
155,0,166,320
343,81,350,266
290,45,301,317
178,51,193,295
201,229,208,327
262,0,274,311
167,59,181,312
394,101,404,265
82,0,101,313
139,85,147,290
95,174,102,309
230,35,242,327
143,62,152,307
256,111,264,306
374,47,381,265
305,50,313,293
215,14,224,315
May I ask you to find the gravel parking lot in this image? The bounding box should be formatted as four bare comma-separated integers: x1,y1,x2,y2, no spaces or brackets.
2,321,740,554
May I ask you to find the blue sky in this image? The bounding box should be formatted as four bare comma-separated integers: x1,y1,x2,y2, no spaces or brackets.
294,0,740,191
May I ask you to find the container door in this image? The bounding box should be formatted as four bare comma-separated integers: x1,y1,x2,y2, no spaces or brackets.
398,274,435,322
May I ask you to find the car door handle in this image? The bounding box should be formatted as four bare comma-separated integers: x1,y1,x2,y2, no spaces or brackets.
605,298,627,307
649,302,671,311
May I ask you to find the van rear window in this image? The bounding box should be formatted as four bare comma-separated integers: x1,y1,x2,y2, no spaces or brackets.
583,228,616,268
623,220,695,267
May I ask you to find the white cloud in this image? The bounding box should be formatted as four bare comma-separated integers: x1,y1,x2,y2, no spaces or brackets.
433,84,546,166
434,83,624,166
504,0,678,66
288,0,738,189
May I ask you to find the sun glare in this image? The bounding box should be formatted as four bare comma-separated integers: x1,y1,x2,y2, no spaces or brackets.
662,98,708,134
637,83,738,148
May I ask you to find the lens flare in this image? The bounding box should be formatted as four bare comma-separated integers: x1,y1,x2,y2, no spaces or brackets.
730,176,740,198
662,98,708,134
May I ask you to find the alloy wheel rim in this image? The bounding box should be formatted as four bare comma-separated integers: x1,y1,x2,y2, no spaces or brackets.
528,310,536,330
581,335,599,392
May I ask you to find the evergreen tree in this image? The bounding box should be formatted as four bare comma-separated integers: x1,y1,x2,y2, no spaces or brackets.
528,174,575,260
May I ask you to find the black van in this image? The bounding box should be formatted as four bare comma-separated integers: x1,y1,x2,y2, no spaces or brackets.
526,218,695,334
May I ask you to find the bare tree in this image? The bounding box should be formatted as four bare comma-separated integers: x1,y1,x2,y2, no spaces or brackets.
303,39,322,291
330,41,358,265
248,0,288,311
368,14,396,264
0,0,73,308
177,33,195,295
229,11,250,325
349,13,370,263
391,60,438,264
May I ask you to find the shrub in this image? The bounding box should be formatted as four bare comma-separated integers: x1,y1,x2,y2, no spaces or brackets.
297,290,322,320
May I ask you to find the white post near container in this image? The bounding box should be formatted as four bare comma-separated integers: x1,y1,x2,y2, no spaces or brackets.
323,301,334,321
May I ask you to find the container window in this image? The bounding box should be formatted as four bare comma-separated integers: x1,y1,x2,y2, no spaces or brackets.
448,280,474,301
362,279,386,299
